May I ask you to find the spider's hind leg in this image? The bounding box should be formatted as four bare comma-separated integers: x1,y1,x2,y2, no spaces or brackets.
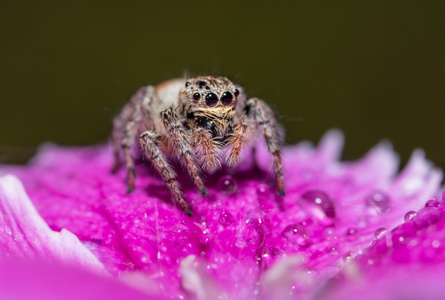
111,114,139,193
111,103,136,174
111,86,154,193
246,97,285,196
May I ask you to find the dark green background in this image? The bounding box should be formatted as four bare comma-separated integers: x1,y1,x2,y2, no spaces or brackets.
1,1,444,169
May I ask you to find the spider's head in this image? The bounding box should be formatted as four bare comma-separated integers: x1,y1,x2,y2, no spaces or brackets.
181,76,241,108
180,76,245,136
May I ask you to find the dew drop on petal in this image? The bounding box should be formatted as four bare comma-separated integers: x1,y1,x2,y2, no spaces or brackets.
298,190,336,225
256,247,283,268
432,240,440,248
217,175,238,195
391,222,416,247
243,225,261,247
374,227,387,240
247,210,272,233
328,245,341,256
300,219,314,227
322,227,337,241
414,207,442,229
305,266,319,277
343,251,354,262
281,224,311,247
365,191,390,214
256,184,272,201
345,227,359,241
404,211,417,222
425,199,440,208
219,211,235,227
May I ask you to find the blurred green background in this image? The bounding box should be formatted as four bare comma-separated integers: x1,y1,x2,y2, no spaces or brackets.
1,1,444,169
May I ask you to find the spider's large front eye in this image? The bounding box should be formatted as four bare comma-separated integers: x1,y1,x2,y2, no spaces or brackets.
234,89,240,97
193,93,201,101
185,82,191,87
220,92,233,105
205,93,218,106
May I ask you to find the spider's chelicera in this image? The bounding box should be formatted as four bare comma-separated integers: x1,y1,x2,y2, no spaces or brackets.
112,76,284,215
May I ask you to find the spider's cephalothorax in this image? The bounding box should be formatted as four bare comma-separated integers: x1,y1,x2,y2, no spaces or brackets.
112,76,285,216
180,77,240,139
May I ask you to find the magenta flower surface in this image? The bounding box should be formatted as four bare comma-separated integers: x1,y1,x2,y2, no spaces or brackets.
0,130,444,299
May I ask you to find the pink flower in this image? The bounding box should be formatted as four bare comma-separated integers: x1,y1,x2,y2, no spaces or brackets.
0,130,444,299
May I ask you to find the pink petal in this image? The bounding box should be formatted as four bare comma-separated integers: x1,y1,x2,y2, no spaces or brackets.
0,175,104,274
319,204,445,300
0,258,161,300
1,130,443,298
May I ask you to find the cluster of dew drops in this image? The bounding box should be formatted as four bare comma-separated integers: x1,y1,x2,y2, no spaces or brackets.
214,174,445,270
358,193,445,267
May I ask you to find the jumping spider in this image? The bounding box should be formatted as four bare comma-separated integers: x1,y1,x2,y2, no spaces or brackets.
112,76,285,216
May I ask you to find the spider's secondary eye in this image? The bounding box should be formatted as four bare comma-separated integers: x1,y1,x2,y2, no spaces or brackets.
205,93,218,106
220,92,233,105
193,93,201,101
234,89,240,96
185,82,191,87
197,117,208,126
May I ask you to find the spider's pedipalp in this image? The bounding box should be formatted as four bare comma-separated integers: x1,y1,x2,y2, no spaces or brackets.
226,114,249,167
191,127,221,172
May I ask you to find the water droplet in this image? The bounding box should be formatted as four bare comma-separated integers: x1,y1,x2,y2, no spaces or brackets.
256,247,283,267
217,175,238,195
425,199,440,208
243,222,262,247
414,207,442,228
305,266,319,277
345,228,359,241
374,227,387,240
391,222,416,247
432,240,440,248
247,210,272,233
219,211,235,227
328,245,341,256
322,227,337,241
256,184,272,201
343,251,354,262
298,190,336,225
365,191,390,214
404,211,417,222
281,224,311,247
300,219,313,227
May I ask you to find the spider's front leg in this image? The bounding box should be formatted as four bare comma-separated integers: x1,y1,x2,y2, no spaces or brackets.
246,97,285,196
140,131,192,216
160,107,207,196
